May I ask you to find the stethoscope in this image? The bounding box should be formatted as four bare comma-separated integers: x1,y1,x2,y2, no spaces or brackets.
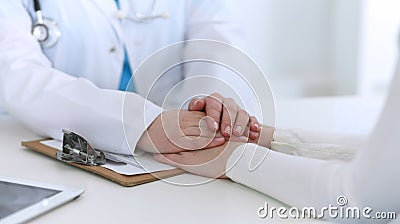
31,0,61,48
31,0,169,48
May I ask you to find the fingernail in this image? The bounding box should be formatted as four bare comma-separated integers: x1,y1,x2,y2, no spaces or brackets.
224,126,231,135
254,123,259,130
235,126,242,135
213,121,219,130
250,131,259,140
215,137,225,142
193,99,199,107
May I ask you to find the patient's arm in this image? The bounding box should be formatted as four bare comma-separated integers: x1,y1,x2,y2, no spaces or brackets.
156,56,400,217
254,126,365,161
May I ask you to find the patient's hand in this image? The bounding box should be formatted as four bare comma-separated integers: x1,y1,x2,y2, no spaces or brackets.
188,93,260,141
137,110,249,154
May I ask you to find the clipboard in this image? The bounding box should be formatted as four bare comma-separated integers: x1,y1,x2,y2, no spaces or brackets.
21,139,185,187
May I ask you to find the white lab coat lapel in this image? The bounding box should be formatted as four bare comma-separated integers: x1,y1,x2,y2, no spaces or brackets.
90,0,124,43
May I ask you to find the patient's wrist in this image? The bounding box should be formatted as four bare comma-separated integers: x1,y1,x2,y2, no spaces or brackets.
258,126,275,148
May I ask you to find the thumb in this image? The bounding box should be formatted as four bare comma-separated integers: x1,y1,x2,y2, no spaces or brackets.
188,98,206,111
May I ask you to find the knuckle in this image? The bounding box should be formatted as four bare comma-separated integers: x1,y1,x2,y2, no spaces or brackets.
224,97,235,104
208,93,222,102
207,108,221,117
207,101,222,110
224,105,238,116
239,109,249,118
206,96,222,106
223,98,237,109
211,92,222,98
251,116,259,122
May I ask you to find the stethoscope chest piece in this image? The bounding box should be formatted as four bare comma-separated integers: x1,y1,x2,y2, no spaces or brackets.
32,0,61,48
32,17,61,48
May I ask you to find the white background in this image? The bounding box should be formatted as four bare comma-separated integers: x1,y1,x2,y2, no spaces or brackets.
234,0,400,99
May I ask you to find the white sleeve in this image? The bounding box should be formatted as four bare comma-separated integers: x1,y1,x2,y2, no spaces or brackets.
270,129,366,161
226,145,347,209
0,2,162,155
226,59,400,214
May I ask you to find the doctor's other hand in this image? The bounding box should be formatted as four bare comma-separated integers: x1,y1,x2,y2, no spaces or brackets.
154,141,243,179
153,126,275,178
136,110,249,154
188,93,260,140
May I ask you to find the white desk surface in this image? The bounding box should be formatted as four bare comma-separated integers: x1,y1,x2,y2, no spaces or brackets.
0,96,384,224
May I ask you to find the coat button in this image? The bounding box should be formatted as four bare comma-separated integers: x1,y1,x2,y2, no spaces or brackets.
109,47,116,53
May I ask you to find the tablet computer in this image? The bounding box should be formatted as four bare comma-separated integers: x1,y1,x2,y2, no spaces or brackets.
0,176,84,224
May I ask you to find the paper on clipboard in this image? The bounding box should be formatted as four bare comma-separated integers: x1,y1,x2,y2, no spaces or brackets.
41,140,175,176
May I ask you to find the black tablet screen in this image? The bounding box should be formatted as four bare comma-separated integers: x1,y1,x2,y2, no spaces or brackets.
0,181,60,218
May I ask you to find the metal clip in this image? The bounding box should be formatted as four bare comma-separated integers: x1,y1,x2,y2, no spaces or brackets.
56,130,106,166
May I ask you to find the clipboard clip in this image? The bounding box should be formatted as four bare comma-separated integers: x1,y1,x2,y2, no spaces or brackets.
56,130,106,166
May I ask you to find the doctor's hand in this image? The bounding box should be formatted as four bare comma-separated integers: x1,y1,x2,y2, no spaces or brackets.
188,93,260,141
137,110,249,154
153,126,275,178
153,141,243,179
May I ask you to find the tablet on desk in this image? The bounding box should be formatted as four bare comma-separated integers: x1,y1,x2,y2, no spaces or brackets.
0,176,84,224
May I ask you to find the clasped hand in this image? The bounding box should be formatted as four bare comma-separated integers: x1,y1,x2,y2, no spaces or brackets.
137,93,273,178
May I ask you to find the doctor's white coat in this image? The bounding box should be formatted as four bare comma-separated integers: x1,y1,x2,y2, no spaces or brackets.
0,0,246,154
